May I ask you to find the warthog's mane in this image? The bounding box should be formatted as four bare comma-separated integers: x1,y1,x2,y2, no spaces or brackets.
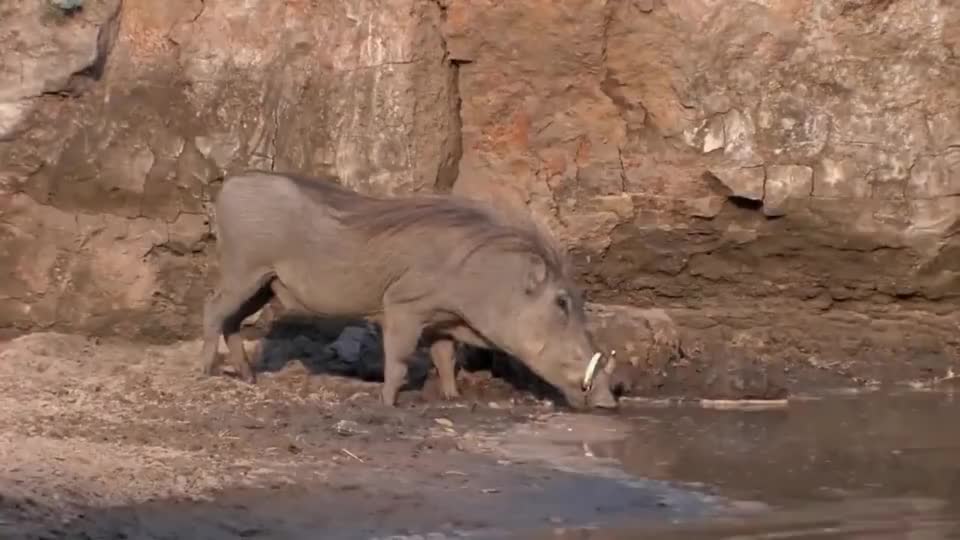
282,171,570,276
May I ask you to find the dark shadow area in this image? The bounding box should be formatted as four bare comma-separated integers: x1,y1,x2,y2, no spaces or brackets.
229,300,573,406
726,195,764,212
249,311,389,382
0,492,58,540
2,459,712,540
459,347,571,405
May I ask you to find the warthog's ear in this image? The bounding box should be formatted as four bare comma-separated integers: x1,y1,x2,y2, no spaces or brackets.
524,254,548,294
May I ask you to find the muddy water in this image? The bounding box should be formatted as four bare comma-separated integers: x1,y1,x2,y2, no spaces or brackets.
537,388,960,539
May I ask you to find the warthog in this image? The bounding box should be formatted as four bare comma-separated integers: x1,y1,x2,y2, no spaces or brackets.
200,170,618,410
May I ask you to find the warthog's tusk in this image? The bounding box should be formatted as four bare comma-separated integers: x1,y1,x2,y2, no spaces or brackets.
582,352,603,391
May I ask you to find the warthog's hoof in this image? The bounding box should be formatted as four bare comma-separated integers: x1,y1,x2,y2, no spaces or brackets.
380,388,398,407
202,364,257,385
440,388,461,401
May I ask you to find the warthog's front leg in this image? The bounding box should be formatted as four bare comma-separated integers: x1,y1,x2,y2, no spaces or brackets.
380,310,423,407
429,338,460,400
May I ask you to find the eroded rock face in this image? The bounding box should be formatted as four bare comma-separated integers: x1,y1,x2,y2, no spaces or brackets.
1,0,459,339
439,0,960,372
2,0,959,379
443,0,960,300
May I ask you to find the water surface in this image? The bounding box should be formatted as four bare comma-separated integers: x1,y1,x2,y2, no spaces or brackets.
538,388,960,539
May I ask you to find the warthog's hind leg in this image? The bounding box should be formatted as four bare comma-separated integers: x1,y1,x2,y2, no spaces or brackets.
429,338,460,400
269,278,308,312
249,278,310,331
200,293,226,377
200,273,275,384
380,309,424,407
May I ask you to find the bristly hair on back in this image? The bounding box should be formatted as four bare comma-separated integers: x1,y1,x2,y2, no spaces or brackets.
275,170,572,278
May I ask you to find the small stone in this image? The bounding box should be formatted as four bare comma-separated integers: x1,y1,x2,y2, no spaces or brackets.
332,420,366,436
433,418,454,428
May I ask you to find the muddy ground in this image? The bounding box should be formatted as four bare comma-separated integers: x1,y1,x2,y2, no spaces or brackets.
0,332,498,535
0,329,720,539
2,315,958,539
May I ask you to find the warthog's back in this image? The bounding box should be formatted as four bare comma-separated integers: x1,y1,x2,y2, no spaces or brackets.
213,171,337,270
212,169,570,317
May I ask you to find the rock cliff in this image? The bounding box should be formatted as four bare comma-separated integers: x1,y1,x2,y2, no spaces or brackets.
2,0,959,381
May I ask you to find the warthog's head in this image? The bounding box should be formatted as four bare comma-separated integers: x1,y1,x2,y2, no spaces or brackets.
465,248,619,411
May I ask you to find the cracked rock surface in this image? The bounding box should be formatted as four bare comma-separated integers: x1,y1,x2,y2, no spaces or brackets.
2,0,960,385
1,0,460,341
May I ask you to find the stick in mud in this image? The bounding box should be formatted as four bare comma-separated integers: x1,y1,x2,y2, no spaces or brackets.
341,449,364,463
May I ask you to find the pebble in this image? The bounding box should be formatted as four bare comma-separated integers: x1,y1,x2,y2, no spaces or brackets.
332,420,367,436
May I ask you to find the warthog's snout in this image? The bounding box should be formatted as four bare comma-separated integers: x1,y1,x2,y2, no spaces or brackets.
587,367,619,410
555,352,619,411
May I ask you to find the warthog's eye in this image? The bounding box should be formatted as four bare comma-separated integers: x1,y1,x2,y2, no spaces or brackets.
555,293,571,315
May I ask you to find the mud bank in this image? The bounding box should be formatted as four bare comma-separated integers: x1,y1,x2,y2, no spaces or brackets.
7,334,960,540
0,332,728,539
18,450,718,540
4,331,960,539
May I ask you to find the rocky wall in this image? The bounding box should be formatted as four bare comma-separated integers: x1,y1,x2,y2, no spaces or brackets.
1,0,459,339
2,0,959,379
